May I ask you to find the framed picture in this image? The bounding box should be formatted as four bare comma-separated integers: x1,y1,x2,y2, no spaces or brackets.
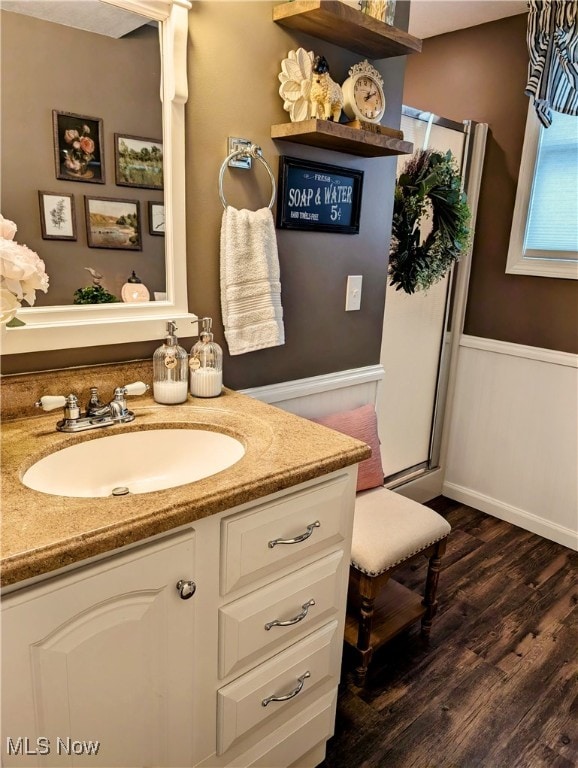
115,134,163,190
38,191,77,240
148,201,165,235
53,111,105,183
276,156,364,234
85,196,142,250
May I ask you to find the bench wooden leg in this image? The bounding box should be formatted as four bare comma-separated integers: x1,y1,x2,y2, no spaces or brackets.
353,573,387,686
421,538,447,638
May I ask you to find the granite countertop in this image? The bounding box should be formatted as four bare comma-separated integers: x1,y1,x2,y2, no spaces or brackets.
1,388,370,589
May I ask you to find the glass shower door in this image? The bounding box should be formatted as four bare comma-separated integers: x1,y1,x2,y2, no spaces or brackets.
377,108,473,489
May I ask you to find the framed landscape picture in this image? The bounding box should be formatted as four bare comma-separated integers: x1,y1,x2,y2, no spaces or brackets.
53,111,105,183
85,196,142,250
148,201,165,235
38,191,77,240
115,134,163,190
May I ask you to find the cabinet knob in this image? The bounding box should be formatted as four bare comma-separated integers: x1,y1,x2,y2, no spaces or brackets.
176,579,196,599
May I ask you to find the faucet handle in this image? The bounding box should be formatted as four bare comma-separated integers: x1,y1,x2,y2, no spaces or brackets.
121,381,149,397
35,395,67,411
36,394,80,421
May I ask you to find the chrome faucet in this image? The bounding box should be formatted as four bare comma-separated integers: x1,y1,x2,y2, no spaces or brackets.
35,382,149,433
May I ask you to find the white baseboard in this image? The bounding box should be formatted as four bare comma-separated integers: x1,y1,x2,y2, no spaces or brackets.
443,481,578,551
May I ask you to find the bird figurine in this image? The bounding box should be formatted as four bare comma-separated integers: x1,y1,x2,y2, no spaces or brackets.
85,267,104,286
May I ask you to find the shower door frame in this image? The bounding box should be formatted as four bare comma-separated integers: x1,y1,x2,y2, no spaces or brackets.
383,106,488,500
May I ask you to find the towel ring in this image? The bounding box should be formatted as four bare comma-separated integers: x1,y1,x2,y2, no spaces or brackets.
219,144,276,210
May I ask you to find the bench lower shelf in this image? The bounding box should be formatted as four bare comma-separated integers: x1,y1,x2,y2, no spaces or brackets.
345,578,425,652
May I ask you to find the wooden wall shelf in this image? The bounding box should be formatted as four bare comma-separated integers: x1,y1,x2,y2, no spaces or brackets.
271,119,414,158
273,1,422,59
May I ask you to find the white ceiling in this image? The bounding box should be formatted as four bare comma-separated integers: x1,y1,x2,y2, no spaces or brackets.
408,0,528,39
0,0,147,38
1,0,530,42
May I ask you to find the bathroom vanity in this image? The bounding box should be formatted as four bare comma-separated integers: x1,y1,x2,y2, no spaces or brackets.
1,375,369,768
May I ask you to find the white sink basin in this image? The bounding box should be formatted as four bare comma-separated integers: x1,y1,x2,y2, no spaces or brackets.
22,428,246,498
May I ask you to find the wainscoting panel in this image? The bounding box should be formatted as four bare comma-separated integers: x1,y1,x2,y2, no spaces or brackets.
443,336,578,550
240,366,384,420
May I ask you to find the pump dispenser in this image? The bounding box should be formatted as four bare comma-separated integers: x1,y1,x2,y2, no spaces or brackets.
153,321,188,404
189,317,223,398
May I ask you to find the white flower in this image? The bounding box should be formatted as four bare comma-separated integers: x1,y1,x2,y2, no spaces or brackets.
0,214,17,241
278,48,314,122
0,288,20,325
0,215,49,323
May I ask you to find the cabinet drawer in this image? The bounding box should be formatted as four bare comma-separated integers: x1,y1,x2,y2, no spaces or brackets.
221,474,352,595
219,551,344,678
236,689,337,768
198,689,336,768
217,621,339,755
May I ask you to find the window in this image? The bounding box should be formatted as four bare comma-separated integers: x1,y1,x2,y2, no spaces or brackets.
506,104,578,279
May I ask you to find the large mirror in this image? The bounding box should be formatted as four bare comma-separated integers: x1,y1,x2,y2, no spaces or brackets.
0,0,194,355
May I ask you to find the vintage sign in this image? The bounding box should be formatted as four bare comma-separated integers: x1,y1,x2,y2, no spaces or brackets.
276,156,363,234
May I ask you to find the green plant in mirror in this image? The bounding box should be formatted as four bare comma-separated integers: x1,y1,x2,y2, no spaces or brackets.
73,285,118,304
73,266,118,304
389,149,471,294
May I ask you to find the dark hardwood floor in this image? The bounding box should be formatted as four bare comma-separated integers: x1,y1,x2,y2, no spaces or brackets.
321,498,578,768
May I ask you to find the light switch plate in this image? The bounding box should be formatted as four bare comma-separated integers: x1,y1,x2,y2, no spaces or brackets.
345,275,362,311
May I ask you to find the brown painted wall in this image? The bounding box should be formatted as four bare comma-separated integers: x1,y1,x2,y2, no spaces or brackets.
0,12,164,309
1,1,407,381
404,14,578,354
185,1,408,390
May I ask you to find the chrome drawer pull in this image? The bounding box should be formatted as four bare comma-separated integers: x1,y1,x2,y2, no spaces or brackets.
268,521,320,549
261,671,311,707
264,599,316,631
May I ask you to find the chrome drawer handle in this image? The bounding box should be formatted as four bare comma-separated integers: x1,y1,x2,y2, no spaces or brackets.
176,580,196,599
261,671,311,707
264,599,316,631
268,521,320,549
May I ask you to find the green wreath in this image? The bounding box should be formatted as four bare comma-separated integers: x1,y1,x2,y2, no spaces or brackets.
388,149,471,294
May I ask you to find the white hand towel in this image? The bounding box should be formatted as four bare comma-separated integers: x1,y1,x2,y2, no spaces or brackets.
220,206,285,356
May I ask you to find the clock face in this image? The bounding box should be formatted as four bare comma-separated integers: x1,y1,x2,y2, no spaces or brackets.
353,75,385,121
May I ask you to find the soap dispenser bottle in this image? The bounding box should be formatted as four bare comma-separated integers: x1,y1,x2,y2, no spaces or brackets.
189,317,223,398
153,321,189,404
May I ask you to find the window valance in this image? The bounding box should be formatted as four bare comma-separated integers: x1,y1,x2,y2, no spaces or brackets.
526,0,578,127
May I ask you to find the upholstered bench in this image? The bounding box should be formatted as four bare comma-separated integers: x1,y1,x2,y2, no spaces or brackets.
346,486,451,684
312,404,451,686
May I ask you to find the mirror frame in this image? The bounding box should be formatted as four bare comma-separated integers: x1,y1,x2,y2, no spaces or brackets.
1,0,195,355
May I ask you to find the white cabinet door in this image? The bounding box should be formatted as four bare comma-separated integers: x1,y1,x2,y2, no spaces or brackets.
1,530,196,768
